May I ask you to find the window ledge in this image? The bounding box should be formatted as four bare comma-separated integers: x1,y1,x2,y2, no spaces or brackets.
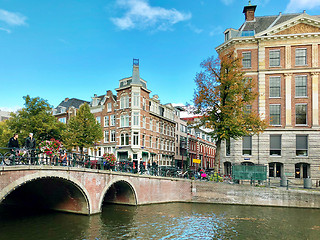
295,96,308,99
269,65,281,68
269,97,281,99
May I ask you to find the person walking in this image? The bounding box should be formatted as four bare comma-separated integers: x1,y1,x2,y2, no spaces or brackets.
8,133,20,151
25,133,36,164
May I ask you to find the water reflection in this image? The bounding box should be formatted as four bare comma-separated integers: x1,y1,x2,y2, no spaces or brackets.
0,203,319,240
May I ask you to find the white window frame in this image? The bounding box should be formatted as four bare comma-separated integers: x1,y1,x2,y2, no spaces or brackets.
242,51,251,68
269,76,281,98
295,48,307,66
269,49,280,67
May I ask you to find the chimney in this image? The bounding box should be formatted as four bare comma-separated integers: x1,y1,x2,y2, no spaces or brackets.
243,4,257,21
132,58,140,84
64,98,69,102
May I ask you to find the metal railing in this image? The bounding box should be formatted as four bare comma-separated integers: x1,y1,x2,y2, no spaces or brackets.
0,147,226,181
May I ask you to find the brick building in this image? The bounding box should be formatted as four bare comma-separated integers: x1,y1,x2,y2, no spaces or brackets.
180,115,216,171
89,60,176,167
216,4,320,184
53,98,89,124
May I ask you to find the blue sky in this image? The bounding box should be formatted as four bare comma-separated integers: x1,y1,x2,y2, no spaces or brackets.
1,0,320,111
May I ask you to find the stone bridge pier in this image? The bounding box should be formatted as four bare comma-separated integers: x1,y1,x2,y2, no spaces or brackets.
0,166,192,215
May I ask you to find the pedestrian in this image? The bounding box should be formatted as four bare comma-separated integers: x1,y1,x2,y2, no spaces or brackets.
25,133,36,164
25,133,36,149
8,133,20,151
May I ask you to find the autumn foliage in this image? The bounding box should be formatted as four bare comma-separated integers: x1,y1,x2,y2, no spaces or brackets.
193,52,267,168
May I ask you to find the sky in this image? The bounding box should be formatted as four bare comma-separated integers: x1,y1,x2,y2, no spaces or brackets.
1,0,320,111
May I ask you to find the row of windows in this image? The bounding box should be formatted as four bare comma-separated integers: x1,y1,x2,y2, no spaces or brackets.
116,131,175,151
270,104,307,125
269,75,307,98
242,48,308,68
226,134,309,157
101,113,175,137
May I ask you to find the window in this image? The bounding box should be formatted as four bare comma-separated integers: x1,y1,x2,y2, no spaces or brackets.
150,136,152,148
241,30,254,36
295,48,307,66
150,118,153,130
242,52,251,68
104,116,109,127
110,115,115,126
133,132,139,145
269,76,281,98
269,162,282,178
133,92,139,107
96,116,101,124
225,31,230,41
296,135,308,156
59,117,66,124
120,133,129,145
142,135,145,147
120,95,129,109
142,116,146,128
245,105,252,113
133,112,139,126
295,75,307,97
226,138,230,156
296,104,307,125
111,130,116,142
104,131,109,143
295,163,310,178
270,104,281,125
242,136,252,155
142,98,146,110
120,114,130,127
269,50,280,67
270,135,281,156
107,102,112,112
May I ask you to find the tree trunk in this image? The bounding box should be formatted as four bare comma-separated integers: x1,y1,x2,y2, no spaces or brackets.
214,139,221,173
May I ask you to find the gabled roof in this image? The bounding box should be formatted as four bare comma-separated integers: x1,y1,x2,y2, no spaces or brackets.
240,14,302,34
56,98,89,109
217,11,320,52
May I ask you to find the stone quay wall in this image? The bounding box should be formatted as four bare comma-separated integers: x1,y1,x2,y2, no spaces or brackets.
191,181,320,209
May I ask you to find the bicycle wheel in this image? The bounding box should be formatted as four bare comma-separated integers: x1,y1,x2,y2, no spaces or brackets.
3,152,13,165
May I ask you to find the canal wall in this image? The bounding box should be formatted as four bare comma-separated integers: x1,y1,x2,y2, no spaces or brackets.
192,181,320,209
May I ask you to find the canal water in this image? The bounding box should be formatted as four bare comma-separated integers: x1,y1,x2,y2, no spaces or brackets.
0,203,319,240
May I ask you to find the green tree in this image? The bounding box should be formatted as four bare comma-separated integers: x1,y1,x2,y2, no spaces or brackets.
63,103,103,155
193,52,267,170
1,95,65,150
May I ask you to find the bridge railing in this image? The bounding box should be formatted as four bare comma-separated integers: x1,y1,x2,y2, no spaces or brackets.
0,147,215,180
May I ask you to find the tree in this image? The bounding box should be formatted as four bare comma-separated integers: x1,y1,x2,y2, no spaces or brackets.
62,103,103,155
1,95,65,150
193,52,267,171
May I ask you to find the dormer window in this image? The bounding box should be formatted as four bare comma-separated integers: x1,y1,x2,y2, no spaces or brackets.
225,31,230,41
241,30,254,37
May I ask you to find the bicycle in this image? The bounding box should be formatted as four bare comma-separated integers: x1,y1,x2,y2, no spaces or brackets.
1,148,29,165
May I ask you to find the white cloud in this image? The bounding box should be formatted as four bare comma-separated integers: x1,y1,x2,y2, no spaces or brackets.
111,0,191,31
0,27,11,33
0,9,27,26
285,0,320,13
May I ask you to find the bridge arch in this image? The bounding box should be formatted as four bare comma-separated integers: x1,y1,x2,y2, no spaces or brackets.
0,171,92,215
98,177,137,211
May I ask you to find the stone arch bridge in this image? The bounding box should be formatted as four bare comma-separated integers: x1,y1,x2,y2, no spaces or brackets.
0,166,192,215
